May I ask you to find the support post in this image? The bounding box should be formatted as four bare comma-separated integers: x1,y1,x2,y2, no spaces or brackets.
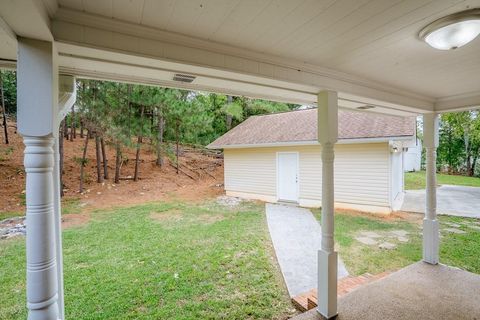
317,91,338,319
18,38,62,320
423,113,439,265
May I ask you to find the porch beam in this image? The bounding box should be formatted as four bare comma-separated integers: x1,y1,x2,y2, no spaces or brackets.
423,113,439,265
18,37,62,320
317,90,338,319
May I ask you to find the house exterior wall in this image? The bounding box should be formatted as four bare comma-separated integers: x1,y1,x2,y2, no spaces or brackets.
404,138,422,172
223,143,392,213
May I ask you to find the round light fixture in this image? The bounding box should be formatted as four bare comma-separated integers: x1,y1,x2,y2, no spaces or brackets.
419,8,480,50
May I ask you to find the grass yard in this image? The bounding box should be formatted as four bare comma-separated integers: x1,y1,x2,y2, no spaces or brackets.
0,201,294,320
313,209,480,276
2,201,480,319
405,170,480,190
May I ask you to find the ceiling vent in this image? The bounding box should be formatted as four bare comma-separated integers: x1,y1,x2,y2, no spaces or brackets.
172,73,196,83
356,105,375,110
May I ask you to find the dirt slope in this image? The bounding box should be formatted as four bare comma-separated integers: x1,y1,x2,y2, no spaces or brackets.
0,122,224,214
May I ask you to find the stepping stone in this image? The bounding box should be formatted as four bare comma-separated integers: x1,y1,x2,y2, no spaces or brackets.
359,231,381,238
389,230,408,237
379,242,396,250
443,228,467,234
355,237,378,245
468,225,480,231
397,236,409,243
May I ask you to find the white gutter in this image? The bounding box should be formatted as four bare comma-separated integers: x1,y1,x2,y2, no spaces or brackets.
57,74,77,125
208,136,414,149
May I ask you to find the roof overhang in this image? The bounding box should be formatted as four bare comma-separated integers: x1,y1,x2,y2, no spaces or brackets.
208,136,414,150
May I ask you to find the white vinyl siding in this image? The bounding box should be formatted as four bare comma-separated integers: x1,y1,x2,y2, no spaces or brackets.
224,143,391,208
224,148,276,196
298,144,390,207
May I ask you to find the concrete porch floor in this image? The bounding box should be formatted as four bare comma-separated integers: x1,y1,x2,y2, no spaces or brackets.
292,262,480,320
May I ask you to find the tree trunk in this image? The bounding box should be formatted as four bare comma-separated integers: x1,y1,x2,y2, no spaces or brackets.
63,118,69,139
71,105,76,140
156,108,164,167
466,155,472,176
69,110,74,142
79,131,90,193
80,120,84,138
226,95,233,130
471,155,478,177
0,72,9,144
114,144,121,184
95,134,103,183
101,137,108,179
176,118,180,175
134,105,145,182
59,120,65,197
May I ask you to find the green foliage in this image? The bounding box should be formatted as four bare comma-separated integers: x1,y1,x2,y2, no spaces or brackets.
221,101,244,122
0,70,16,115
437,111,480,176
74,79,300,150
73,156,88,166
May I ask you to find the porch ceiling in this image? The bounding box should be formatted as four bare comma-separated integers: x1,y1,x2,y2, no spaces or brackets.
1,0,479,114
54,0,480,100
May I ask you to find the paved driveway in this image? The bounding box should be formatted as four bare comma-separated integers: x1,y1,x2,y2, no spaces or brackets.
401,185,480,218
266,203,349,297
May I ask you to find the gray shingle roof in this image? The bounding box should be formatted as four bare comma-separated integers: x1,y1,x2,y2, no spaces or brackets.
208,108,415,149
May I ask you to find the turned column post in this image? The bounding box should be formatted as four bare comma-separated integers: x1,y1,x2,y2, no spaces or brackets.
24,136,59,319
423,113,439,264
317,91,338,319
18,37,61,320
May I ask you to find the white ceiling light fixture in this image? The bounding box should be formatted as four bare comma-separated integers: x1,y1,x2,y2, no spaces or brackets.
419,8,480,50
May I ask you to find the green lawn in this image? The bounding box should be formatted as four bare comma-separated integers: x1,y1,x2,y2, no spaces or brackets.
0,201,294,320
405,171,480,190
2,201,479,319
313,209,480,276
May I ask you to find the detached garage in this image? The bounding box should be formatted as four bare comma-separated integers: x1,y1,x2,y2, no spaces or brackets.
208,108,416,214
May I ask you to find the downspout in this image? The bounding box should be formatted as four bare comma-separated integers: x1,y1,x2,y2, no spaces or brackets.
55,74,77,320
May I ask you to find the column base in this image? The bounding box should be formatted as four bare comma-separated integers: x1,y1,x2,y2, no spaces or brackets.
317,250,338,319
423,219,439,265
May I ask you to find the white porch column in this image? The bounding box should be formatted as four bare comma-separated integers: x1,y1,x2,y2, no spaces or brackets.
317,91,338,319
423,113,439,265
18,38,61,320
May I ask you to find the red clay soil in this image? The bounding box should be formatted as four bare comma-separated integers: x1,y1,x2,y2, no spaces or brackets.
0,122,224,215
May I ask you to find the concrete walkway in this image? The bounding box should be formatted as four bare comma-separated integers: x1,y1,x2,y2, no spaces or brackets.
266,203,348,297
401,185,480,218
292,262,480,320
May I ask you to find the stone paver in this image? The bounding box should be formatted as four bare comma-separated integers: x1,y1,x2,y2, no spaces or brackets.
397,236,409,243
389,230,408,237
359,231,381,238
355,236,378,245
468,225,480,230
379,242,396,250
266,203,349,297
402,185,480,218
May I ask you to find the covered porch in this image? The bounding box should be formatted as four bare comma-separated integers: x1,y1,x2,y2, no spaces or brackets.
295,262,480,320
0,1,479,319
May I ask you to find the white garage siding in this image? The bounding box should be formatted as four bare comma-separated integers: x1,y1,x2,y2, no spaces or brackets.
224,143,392,212
224,148,277,201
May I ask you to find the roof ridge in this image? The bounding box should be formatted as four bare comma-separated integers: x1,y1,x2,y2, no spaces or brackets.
249,107,316,118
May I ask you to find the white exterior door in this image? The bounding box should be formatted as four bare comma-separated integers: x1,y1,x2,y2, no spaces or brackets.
277,153,299,202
